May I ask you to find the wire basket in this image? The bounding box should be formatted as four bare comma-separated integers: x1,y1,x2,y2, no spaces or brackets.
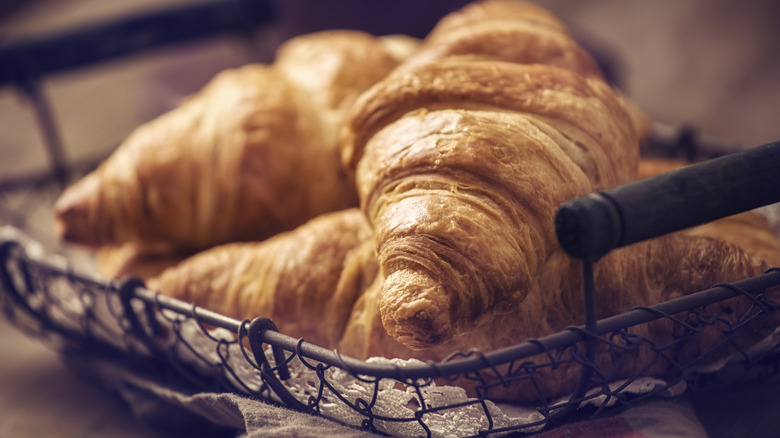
2,224,780,437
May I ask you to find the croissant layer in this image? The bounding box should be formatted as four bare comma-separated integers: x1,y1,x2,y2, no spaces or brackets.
343,59,640,349
54,30,409,254
148,208,377,348
146,208,779,403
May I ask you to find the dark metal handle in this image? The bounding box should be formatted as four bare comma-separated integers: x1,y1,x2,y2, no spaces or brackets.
0,0,276,86
555,140,780,260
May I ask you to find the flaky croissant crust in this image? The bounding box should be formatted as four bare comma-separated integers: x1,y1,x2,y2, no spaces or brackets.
149,208,377,348
343,60,636,174
54,30,410,254
342,59,640,348
401,0,604,79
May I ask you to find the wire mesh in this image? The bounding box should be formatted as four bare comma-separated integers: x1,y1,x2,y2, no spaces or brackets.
1,231,779,437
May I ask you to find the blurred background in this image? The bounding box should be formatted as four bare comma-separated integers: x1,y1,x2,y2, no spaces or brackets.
3,0,780,185
1,0,779,436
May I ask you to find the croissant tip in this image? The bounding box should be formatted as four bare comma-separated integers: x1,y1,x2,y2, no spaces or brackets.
393,324,449,350
53,175,106,246
380,270,455,349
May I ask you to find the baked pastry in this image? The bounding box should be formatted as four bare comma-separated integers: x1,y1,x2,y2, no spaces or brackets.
93,243,187,280
395,0,652,143
340,233,778,402
147,207,778,403
338,0,648,349
54,30,414,255
342,65,639,349
148,208,378,348
395,0,603,78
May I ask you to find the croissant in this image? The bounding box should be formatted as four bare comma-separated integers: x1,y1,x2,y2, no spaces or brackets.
54,30,414,254
147,206,778,404
338,0,650,350
148,208,378,348
341,236,778,403
342,64,638,350
336,58,778,399
395,0,603,78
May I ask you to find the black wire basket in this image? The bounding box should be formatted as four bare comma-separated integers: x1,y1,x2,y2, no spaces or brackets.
2,185,780,437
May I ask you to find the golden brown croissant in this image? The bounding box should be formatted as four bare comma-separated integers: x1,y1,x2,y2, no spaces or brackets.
148,208,378,348
338,0,647,350
402,0,656,148
93,242,187,281
342,59,640,349
147,207,778,403
340,235,778,402
396,0,603,78
54,30,413,254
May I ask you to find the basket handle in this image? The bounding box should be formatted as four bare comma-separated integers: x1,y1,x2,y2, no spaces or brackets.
555,140,780,260
0,0,276,86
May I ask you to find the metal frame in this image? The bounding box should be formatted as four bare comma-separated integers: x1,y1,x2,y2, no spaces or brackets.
2,236,779,436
